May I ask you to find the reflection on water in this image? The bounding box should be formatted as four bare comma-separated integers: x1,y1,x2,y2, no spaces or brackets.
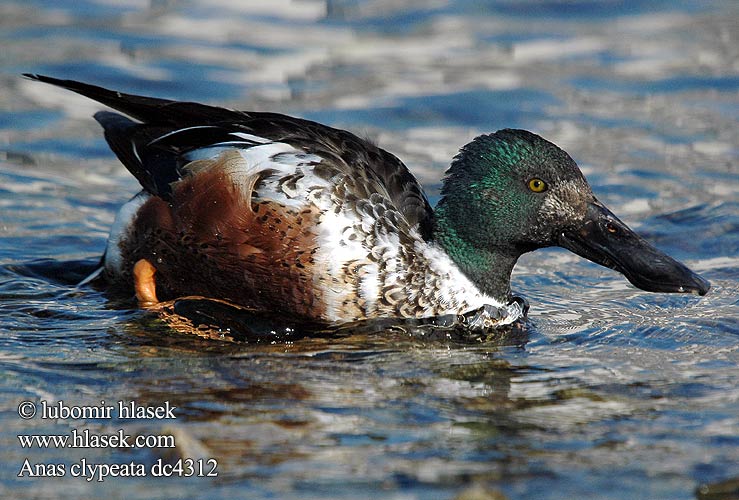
1,1,738,499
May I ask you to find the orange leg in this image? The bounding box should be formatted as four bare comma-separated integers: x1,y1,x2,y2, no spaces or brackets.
133,258,159,306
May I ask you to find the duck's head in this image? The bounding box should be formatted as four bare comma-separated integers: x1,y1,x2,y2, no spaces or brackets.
434,129,710,301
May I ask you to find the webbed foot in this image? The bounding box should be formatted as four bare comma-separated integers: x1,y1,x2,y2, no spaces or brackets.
133,258,158,306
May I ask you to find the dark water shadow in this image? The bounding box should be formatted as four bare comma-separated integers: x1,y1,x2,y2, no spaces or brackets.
162,295,529,346
4,257,101,286
2,258,530,350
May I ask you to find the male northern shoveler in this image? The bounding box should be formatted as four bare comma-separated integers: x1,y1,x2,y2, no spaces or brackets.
26,74,709,328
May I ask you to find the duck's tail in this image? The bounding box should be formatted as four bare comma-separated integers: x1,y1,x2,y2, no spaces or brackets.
22,73,244,125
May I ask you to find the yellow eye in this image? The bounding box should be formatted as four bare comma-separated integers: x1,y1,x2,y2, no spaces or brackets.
528,178,548,193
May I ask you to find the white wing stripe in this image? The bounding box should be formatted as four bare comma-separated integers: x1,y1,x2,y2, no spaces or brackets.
229,132,271,144
147,125,220,146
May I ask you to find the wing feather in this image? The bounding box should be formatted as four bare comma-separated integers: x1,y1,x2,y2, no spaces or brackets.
25,74,434,239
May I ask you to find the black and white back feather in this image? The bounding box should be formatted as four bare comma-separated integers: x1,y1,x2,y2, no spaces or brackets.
25,74,434,240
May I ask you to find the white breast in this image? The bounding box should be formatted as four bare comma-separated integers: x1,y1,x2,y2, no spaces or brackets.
104,191,150,276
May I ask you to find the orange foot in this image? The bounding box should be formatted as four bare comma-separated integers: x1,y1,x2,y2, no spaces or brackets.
133,258,159,306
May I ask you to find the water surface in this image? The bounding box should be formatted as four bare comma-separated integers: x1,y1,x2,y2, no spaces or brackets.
1,1,738,499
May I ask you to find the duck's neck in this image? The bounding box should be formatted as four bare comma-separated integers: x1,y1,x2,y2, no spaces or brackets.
432,203,519,303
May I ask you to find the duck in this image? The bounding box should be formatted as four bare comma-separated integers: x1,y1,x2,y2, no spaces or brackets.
25,74,710,329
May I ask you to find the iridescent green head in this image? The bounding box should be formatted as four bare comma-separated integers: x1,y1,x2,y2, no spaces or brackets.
436,129,590,252
434,129,709,302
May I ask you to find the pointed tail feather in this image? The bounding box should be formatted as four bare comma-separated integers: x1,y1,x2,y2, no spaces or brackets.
23,74,176,123
23,73,244,125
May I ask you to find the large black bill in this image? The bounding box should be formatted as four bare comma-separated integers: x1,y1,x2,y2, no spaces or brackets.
558,201,710,296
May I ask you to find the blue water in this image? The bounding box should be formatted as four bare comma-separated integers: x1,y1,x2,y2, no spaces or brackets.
1,1,738,499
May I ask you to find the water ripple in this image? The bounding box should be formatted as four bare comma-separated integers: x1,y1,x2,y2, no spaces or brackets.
1,1,738,499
